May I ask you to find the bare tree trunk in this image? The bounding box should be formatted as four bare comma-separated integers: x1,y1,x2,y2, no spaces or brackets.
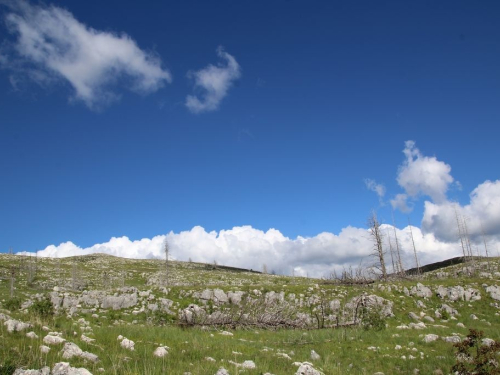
455,206,468,260
408,217,420,275
480,224,490,269
71,262,78,290
391,211,404,276
163,239,169,286
368,211,387,281
10,266,15,298
386,229,397,274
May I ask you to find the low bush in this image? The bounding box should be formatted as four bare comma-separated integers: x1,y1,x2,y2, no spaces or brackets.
29,296,54,319
3,297,22,312
361,307,386,331
452,328,500,375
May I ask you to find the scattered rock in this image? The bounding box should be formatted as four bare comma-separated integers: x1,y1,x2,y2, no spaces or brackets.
61,342,83,359
153,346,168,357
295,362,323,375
310,350,320,360
43,335,66,345
13,367,50,375
241,360,256,369
120,338,135,351
4,319,32,333
423,334,439,343
52,362,93,375
26,331,39,339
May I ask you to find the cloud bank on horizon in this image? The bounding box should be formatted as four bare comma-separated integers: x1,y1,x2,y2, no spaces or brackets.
18,141,500,277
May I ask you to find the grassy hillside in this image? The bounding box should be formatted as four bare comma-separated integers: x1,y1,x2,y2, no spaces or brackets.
1,253,500,374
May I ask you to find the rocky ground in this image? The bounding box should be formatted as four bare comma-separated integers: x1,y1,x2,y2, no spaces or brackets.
1,254,500,374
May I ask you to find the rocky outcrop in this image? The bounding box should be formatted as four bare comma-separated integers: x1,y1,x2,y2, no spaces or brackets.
101,292,137,310
436,286,480,301
409,283,432,298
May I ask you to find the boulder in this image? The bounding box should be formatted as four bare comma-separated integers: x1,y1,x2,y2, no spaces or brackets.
295,362,323,375
423,334,439,343
13,367,50,375
43,335,66,345
52,362,93,375
228,291,244,305
120,338,135,351
4,319,32,333
101,293,137,310
153,347,168,357
241,360,256,369
410,283,432,298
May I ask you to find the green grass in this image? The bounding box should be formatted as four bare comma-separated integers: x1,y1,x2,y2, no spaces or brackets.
1,253,500,374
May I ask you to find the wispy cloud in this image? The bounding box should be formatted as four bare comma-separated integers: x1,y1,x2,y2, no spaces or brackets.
1,0,171,109
364,178,386,205
186,46,241,113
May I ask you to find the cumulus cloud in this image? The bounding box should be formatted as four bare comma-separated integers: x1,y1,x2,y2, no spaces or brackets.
396,140,454,203
1,0,171,108
185,46,241,113
422,180,500,243
364,178,386,204
390,193,413,213
19,223,496,278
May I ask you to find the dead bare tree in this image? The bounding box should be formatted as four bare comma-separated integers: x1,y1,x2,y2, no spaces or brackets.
10,265,16,298
386,229,397,274
368,211,387,281
408,217,420,275
391,210,405,276
480,223,490,269
71,261,79,290
163,238,170,286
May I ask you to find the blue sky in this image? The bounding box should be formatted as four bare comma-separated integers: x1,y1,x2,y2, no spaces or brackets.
1,1,499,275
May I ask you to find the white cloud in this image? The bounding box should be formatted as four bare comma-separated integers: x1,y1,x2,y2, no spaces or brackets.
2,1,171,108
185,46,241,113
396,140,454,203
390,193,413,213
20,222,496,278
422,180,500,244
364,178,386,204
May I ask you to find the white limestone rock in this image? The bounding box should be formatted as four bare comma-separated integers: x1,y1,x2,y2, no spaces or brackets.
423,334,439,343
153,346,168,357
52,362,93,375
43,335,66,345
26,331,39,339
295,362,323,375
5,319,32,333
120,338,135,351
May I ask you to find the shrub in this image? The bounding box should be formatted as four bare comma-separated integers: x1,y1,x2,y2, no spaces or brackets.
3,297,22,312
107,310,123,321
0,361,16,375
29,296,54,319
440,308,450,320
361,307,386,331
452,328,500,375
151,310,177,326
